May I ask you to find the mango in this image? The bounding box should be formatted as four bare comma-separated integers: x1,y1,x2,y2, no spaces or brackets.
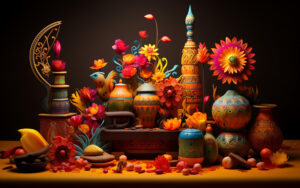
18,129,48,152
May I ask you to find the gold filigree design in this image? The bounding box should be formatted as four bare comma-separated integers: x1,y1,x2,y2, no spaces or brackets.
29,21,62,87
181,48,198,65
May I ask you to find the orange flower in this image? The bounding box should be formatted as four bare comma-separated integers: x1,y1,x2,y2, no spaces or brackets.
78,124,90,134
186,112,207,132
152,70,165,83
122,65,137,79
140,68,152,79
90,59,107,70
197,43,210,64
123,54,135,65
139,31,148,38
163,118,181,131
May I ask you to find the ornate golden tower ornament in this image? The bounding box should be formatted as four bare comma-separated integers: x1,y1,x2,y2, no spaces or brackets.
181,5,202,114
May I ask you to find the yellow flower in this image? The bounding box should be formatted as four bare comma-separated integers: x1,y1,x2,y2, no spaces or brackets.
122,54,135,65
139,44,159,61
163,118,181,131
271,151,288,166
90,59,107,70
70,90,86,114
186,112,207,132
78,124,90,134
152,70,165,83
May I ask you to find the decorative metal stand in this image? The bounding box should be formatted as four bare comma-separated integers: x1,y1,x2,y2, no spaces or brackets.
29,21,75,143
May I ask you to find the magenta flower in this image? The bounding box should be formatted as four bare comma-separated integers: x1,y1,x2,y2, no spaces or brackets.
79,87,98,102
68,114,83,127
53,40,61,58
133,54,151,70
112,39,129,54
85,103,106,121
83,119,99,131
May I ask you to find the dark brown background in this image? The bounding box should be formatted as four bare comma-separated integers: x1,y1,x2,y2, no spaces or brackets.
1,0,299,140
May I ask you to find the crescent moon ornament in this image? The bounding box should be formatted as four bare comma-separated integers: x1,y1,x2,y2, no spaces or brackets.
29,21,62,112
29,20,62,86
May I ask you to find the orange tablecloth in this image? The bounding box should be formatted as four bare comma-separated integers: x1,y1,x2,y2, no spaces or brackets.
1,140,300,187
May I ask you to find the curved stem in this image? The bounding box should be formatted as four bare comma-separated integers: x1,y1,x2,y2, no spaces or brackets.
202,63,205,113
154,18,159,47
157,39,161,47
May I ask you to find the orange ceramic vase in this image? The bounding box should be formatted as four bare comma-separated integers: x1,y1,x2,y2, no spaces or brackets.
133,83,160,128
249,104,283,152
107,79,133,112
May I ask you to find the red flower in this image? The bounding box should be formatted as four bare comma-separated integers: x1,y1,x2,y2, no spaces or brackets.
52,60,66,71
139,31,148,38
121,65,137,79
49,136,76,166
160,36,172,43
204,96,210,106
197,42,210,64
68,115,83,127
156,77,183,109
154,155,170,172
53,40,61,58
112,39,129,55
144,14,154,20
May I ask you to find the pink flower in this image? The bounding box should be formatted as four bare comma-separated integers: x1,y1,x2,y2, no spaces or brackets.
144,14,154,20
160,36,172,43
133,54,151,70
52,60,66,71
204,96,210,106
68,115,83,127
112,39,129,54
53,40,61,58
83,119,99,131
139,31,148,38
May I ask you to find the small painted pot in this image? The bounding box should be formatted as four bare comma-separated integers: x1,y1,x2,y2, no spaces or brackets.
51,99,70,114
212,90,252,130
216,132,250,157
178,128,204,166
108,80,133,112
133,83,160,128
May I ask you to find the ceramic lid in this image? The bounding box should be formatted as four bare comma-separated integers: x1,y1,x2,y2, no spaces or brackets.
179,128,203,139
136,83,157,93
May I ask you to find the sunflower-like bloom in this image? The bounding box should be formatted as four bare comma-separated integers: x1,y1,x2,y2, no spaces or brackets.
139,44,159,61
152,70,165,83
186,112,207,132
70,90,87,114
90,59,107,70
156,77,183,109
208,37,256,84
163,118,181,131
49,136,76,166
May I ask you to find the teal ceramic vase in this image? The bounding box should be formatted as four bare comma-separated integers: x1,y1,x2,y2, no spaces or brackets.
178,128,204,166
212,90,252,130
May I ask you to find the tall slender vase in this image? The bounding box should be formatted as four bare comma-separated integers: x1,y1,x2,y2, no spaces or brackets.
249,104,283,152
181,5,202,114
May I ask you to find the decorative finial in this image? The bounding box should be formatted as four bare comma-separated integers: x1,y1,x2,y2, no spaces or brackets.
185,5,195,39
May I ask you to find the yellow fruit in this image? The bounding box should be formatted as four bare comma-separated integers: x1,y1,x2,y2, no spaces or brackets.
84,144,104,156
18,129,48,152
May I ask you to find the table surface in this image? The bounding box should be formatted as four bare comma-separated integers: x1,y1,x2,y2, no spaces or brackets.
1,140,300,187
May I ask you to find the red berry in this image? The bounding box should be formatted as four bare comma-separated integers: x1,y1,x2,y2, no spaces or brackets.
84,165,91,171
260,148,273,159
256,162,265,170
14,148,26,156
103,169,108,173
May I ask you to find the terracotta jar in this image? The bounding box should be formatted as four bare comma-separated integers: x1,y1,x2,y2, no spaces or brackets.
249,104,283,152
107,79,133,112
133,83,160,128
212,90,252,130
